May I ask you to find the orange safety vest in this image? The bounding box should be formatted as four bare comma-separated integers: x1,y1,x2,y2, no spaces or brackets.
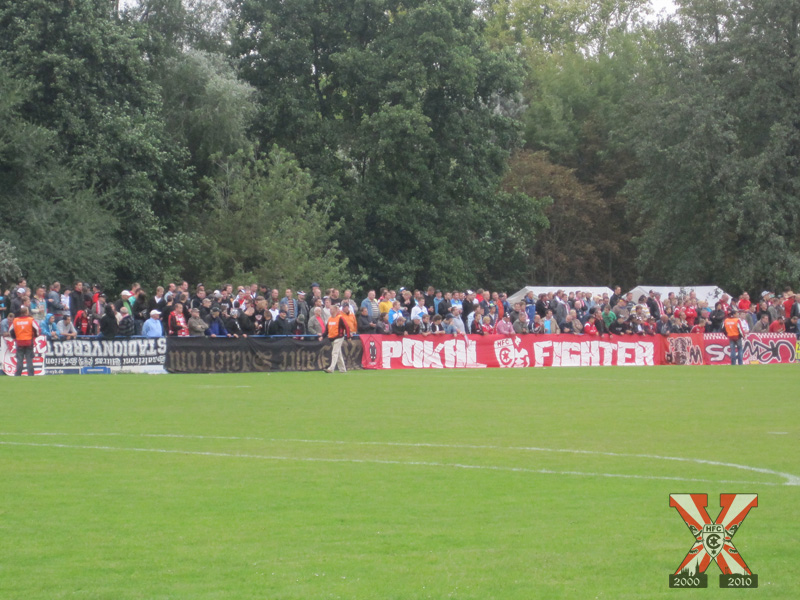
326,316,347,339
13,316,38,344
341,312,357,335
326,316,340,338
723,317,741,339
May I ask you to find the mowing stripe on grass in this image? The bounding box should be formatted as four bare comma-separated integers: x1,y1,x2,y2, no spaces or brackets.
0,440,790,487
2,431,799,485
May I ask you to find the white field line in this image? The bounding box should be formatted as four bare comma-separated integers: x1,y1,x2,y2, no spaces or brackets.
1,432,798,486
0,440,784,486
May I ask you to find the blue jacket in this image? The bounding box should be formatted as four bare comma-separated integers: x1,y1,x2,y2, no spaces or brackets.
141,318,163,338
206,317,229,337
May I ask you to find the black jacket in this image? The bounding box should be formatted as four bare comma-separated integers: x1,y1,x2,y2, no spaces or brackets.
357,313,377,334
269,317,292,336
99,306,118,339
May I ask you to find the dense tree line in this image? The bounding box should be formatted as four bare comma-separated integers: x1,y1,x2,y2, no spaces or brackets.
1,0,798,295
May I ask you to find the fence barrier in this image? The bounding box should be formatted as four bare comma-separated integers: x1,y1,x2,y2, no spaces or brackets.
1,333,797,375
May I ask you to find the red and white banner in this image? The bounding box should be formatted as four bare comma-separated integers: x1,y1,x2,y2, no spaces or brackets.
361,332,799,369
360,334,664,369
665,333,798,365
0,336,48,376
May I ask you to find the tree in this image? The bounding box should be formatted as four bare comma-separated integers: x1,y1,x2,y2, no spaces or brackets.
0,0,193,286
624,0,800,292
503,150,617,284
479,0,650,287
230,0,540,290
0,63,121,286
186,146,352,291
0,240,22,289
157,49,256,184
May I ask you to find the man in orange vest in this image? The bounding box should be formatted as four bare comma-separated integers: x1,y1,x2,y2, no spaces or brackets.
324,304,351,373
340,302,358,336
724,309,745,366
9,306,41,376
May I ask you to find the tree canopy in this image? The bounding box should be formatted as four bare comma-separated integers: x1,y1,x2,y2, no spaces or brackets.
0,0,797,296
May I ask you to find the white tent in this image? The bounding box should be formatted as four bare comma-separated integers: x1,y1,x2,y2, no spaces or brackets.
508,286,614,305
624,285,728,305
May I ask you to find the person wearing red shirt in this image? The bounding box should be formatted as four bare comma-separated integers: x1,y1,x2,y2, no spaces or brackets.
583,315,598,336
168,303,189,336
769,317,785,333
737,292,751,311
690,317,707,334
783,291,794,321
684,303,698,326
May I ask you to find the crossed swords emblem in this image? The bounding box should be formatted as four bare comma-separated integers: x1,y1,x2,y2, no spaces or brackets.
669,493,757,576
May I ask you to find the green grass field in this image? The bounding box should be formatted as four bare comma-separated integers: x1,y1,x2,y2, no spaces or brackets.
1,366,798,599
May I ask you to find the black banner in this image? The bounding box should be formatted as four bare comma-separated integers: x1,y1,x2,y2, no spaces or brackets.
165,337,363,373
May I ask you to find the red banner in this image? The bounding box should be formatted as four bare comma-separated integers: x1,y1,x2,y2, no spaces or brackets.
360,333,799,369
665,333,798,365
360,334,666,369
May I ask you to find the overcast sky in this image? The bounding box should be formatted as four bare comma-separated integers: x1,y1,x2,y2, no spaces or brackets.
651,0,678,15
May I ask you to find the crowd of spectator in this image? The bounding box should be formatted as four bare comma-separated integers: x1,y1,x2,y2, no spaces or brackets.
2,278,800,341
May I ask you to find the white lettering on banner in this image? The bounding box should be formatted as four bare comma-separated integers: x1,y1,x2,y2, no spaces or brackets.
47,338,167,358
380,336,656,369
532,341,552,367
638,341,654,365
599,342,616,366
382,337,486,369
382,341,402,368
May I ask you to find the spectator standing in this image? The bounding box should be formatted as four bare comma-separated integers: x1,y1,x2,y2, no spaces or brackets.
296,291,310,322
724,310,745,366
513,312,530,334
752,314,770,333
205,307,229,337
436,292,452,317
142,310,164,337
168,303,189,337
47,282,66,319
279,289,299,322
340,303,357,335
269,309,292,336
239,306,257,336
308,307,325,340
496,313,514,335
787,315,800,336
656,314,672,336
118,307,135,337
10,307,40,376
99,305,118,340
360,290,381,321
69,282,85,318
30,286,47,323
1,311,14,338
188,308,209,336
769,315,785,333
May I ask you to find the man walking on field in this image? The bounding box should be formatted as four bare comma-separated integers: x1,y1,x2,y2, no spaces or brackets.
724,309,745,366
324,304,351,373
